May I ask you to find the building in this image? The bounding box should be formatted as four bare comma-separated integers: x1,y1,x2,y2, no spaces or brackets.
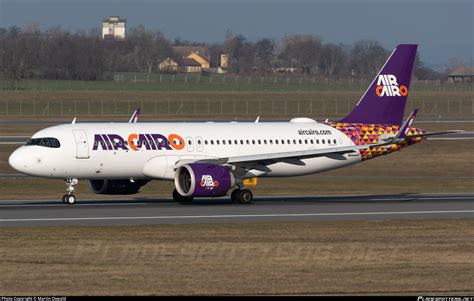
218,54,230,74
448,67,474,83
159,56,202,73
102,16,126,40
172,46,210,70
158,46,211,73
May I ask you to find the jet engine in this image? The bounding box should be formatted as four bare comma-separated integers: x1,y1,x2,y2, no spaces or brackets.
88,179,149,195
174,163,235,197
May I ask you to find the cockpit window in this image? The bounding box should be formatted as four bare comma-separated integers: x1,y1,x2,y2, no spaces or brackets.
26,137,60,148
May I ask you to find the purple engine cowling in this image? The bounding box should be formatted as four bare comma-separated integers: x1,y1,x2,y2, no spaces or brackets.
174,163,235,197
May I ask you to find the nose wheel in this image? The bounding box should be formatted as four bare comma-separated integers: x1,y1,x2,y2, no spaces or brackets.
62,194,77,205
62,178,78,205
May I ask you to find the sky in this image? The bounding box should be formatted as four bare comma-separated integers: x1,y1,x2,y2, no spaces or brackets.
0,0,472,70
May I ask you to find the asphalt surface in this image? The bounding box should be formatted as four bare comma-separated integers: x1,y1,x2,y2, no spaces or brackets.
0,193,472,227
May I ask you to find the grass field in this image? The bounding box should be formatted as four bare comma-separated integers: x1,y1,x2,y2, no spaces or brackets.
1,138,472,200
0,90,472,119
1,76,472,92
0,220,472,295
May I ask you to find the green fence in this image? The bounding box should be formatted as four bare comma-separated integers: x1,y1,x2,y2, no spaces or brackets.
0,73,472,92
1,97,472,118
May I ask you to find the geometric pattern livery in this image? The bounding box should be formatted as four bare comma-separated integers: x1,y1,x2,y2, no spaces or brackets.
329,122,424,160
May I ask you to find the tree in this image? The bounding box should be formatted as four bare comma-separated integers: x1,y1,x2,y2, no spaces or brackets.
208,42,224,68
254,38,275,73
320,43,347,76
445,56,466,74
127,26,173,73
224,34,255,73
279,34,322,74
349,40,389,77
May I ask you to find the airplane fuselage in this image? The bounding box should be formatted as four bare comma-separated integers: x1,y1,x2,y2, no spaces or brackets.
9,120,424,180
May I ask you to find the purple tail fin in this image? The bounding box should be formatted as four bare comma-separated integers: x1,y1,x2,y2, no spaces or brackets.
340,44,417,126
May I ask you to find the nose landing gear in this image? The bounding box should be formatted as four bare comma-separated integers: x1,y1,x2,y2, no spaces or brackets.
62,178,78,205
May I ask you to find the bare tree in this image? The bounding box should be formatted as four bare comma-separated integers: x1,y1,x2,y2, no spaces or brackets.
254,38,275,74
279,34,322,74
320,43,346,76
349,40,389,77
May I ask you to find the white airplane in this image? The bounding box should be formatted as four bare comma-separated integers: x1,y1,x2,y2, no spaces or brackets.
8,44,458,205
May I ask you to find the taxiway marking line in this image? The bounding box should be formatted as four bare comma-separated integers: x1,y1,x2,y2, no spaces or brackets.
0,210,473,223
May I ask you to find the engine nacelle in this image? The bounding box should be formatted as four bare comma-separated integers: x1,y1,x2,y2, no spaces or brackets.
174,163,235,197
88,179,148,195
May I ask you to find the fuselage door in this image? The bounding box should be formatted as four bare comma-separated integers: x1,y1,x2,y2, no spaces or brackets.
73,129,90,159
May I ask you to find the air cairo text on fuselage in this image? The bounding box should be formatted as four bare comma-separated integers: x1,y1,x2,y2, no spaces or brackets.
93,133,185,151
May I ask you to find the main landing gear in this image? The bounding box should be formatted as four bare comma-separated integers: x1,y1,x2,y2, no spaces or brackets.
231,188,253,204
62,178,78,205
172,189,194,204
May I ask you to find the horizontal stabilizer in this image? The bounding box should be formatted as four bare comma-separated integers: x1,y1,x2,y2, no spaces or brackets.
408,130,464,139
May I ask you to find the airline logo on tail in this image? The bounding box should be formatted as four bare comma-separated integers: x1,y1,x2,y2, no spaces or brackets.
375,74,408,97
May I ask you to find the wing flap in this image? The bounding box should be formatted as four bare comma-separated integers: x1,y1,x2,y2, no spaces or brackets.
225,143,378,164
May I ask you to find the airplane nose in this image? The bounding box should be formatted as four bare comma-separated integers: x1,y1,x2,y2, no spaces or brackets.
9,148,26,172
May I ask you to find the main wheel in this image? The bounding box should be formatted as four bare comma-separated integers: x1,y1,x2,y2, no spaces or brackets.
231,189,240,204
61,194,67,204
64,194,76,205
173,189,194,204
236,189,253,204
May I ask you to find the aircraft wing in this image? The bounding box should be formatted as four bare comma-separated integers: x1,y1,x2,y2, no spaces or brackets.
225,143,382,164
185,142,386,168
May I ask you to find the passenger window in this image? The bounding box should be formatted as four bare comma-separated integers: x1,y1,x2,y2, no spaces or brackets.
264,140,267,144
216,140,220,145
287,139,290,144
322,140,325,144
228,140,232,145
275,140,279,144
299,140,302,144
205,140,208,145
269,140,273,144
211,140,214,145
240,140,244,145
223,140,226,145
293,139,296,144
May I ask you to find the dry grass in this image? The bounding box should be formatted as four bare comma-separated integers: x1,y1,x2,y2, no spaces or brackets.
1,90,472,119
0,220,472,295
